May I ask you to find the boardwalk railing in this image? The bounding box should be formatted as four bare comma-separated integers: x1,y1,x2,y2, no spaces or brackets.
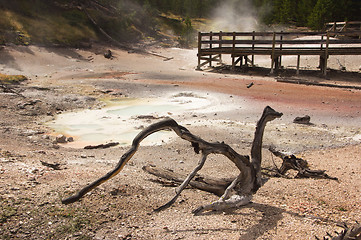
197,31,361,75
325,21,361,38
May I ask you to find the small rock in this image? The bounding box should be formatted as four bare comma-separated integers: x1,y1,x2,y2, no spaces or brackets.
293,115,311,124
55,134,67,143
104,49,112,59
52,144,60,149
42,135,50,140
67,137,74,142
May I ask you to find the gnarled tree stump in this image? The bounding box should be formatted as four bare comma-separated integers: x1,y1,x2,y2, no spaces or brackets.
62,106,283,214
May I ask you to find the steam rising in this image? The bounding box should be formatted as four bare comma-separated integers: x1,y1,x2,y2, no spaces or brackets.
207,0,262,32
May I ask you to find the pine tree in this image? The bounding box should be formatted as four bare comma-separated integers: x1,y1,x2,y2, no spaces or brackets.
308,0,337,29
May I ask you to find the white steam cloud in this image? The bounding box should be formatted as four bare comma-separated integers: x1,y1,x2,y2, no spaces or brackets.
207,0,262,32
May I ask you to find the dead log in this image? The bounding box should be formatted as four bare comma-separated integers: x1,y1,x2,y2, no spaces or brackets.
142,165,234,196
40,160,62,170
0,84,25,98
84,142,119,149
62,106,283,215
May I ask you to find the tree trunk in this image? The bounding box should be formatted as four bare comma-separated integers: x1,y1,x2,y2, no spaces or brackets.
62,106,283,215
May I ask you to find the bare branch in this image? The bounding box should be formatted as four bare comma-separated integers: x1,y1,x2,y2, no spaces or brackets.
268,147,338,180
154,153,208,212
62,106,283,214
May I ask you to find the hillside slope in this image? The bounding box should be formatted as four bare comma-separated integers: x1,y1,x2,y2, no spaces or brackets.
0,0,197,47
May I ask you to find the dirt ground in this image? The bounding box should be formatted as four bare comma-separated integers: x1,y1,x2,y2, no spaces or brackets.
0,44,360,240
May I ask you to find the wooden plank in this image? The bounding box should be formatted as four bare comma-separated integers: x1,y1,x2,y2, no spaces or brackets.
200,38,361,46
200,31,331,37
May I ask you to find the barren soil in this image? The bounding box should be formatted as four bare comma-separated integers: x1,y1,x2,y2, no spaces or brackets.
0,44,360,240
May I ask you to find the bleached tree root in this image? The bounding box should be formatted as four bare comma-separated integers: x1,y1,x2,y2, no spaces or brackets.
192,194,253,215
62,106,283,214
268,147,338,180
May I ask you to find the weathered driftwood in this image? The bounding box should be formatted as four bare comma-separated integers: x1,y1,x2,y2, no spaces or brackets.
0,84,25,98
62,106,283,215
142,165,234,196
316,222,361,240
84,142,119,149
267,146,338,180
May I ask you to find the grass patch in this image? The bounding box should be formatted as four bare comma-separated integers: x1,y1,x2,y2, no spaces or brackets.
0,205,18,224
45,205,94,239
0,73,27,84
337,206,348,212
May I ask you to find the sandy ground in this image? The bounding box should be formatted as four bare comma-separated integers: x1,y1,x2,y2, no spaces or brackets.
0,44,361,240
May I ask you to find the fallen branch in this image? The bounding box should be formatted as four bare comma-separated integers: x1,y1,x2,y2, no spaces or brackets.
84,142,119,149
0,84,25,98
276,78,361,90
268,146,338,180
40,160,62,170
142,165,234,196
62,106,283,215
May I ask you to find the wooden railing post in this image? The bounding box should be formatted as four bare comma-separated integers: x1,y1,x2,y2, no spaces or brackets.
319,35,324,69
232,32,236,71
296,55,300,75
279,31,283,68
197,32,202,70
251,31,255,67
219,31,223,63
209,31,213,67
323,32,330,76
270,32,276,74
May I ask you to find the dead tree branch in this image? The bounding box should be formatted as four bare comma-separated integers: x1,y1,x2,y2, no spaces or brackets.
316,222,361,240
268,146,338,180
142,165,234,196
0,84,25,98
62,106,282,214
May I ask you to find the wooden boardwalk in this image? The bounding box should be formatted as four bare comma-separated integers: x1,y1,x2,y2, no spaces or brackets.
325,21,361,38
197,31,361,75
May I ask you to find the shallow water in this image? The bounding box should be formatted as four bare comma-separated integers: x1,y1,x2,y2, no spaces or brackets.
46,92,232,148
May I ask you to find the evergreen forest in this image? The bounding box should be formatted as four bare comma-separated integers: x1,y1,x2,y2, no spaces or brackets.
0,0,360,46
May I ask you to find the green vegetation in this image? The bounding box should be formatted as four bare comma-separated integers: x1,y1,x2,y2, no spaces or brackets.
254,0,361,29
0,204,18,224
0,0,360,47
0,73,27,84
142,0,361,30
